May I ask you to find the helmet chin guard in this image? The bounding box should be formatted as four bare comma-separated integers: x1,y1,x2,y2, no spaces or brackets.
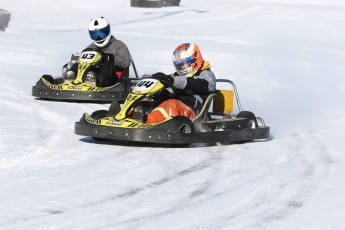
93,35,111,48
88,17,111,47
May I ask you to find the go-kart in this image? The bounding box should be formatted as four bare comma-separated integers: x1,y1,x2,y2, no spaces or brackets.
32,48,139,103
74,77,270,146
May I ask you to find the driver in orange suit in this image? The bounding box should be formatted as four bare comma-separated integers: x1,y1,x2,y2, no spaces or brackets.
146,43,216,124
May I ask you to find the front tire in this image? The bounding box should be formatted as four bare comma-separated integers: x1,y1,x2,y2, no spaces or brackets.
108,100,121,116
170,116,193,148
91,110,108,119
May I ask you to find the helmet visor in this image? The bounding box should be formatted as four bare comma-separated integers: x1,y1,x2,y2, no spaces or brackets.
89,24,110,41
173,56,195,71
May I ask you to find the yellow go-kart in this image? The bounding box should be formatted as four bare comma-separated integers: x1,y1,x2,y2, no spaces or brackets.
75,77,270,146
32,48,139,103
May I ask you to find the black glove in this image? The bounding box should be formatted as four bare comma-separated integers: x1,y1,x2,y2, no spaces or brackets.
151,72,174,86
102,53,115,63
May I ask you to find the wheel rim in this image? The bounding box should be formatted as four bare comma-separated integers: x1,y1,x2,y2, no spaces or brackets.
179,124,192,133
249,120,256,129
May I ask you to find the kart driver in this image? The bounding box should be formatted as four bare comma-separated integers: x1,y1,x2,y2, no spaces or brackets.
62,16,131,87
146,42,216,124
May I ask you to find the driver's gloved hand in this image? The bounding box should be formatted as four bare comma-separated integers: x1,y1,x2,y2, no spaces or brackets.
62,61,78,79
102,53,115,63
151,72,174,86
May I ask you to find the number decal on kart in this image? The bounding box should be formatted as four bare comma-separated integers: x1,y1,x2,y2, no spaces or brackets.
135,79,157,90
80,51,97,62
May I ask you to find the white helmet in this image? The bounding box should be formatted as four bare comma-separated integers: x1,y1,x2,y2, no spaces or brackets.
88,17,111,48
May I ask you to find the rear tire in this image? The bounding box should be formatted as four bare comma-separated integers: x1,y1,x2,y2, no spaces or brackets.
236,111,258,129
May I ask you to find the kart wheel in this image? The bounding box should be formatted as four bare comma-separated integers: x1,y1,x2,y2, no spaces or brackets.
54,77,65,84
41,74,54,84
170,117,193,147
236,111,258,129
248,119,257,129
108,100,121,116
179,124,192,133
91,110,108,119
171,124,192,148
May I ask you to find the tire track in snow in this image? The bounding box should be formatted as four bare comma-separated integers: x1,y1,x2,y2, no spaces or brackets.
215,134,333,230
0,130,334,230
0,95,142,228
99,148,225,229
65,148,222,209
104,134,332,230
0,93,73,170
0,147,223,229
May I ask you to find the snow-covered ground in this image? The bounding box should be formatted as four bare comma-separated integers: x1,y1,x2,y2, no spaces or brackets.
1,0,345,229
